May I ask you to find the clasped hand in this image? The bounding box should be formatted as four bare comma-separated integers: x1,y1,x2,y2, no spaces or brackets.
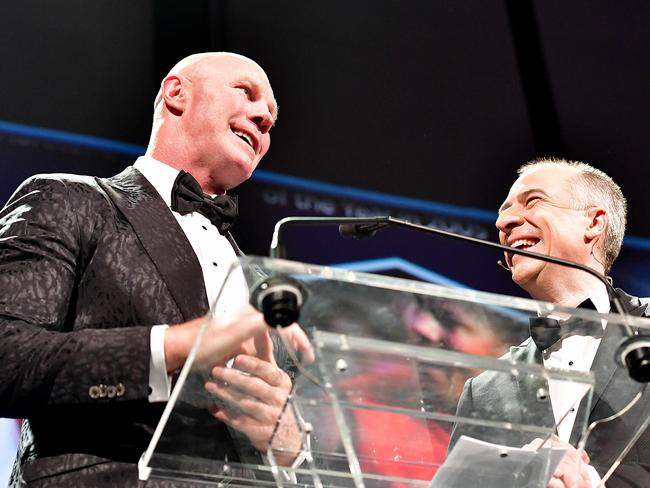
188,305,313,465
524,436,594,488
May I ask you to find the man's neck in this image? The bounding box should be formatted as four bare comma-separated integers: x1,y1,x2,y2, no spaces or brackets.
525,268,606,308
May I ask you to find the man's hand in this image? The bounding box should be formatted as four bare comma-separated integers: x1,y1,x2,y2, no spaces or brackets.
164,305,267,373
164,306,312,464
164,306,315,373
275,322,316,364
205,330,302,465
524,437,593,488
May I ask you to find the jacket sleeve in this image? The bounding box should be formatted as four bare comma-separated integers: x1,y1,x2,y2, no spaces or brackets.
0,175,152,418
447,377,476,453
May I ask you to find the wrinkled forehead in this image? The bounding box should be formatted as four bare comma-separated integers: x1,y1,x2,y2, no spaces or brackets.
498,166,577,213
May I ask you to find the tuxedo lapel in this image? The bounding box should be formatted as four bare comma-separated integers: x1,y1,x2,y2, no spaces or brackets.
510,341,556,432
568,323,621,445
570,290,647,449
225,231,244,256
589,289,648,419
97,166,209,320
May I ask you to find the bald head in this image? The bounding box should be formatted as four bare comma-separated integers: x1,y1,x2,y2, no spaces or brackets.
153,52,277,120
147,52,277,194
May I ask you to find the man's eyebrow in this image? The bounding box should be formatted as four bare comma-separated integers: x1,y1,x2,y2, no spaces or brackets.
498,188,548,214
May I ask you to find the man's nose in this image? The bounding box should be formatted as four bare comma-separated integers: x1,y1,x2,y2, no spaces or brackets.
495,210,525,233
250,103,273,134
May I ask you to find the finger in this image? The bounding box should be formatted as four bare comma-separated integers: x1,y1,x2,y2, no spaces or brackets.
205,382,245,417
205,378,274,423
233,355,289,389
210,362,289,409
205,374,282,426
275,324,315,364
211,406,275,451
205,311,268,358
577,448,590,465
522,437,545,450
254,330,276,365
555,456,589,488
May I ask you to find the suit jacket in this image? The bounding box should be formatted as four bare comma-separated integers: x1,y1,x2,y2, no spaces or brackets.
0,167,273,486
449,290,650,488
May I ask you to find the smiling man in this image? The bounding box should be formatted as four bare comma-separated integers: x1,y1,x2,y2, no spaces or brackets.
496,160,625,307
0,52,310,487
450,158,650,488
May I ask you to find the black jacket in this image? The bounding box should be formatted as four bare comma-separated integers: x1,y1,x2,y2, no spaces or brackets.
450,290,650,488
0,167,258,486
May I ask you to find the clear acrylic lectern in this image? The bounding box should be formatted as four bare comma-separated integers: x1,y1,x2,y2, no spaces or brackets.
139,256,650,487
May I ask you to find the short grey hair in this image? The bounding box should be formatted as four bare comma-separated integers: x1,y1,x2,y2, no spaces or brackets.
518,157,627,274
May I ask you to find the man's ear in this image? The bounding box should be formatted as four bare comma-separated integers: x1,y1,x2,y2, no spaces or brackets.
584,207,607,243
161,75,187,115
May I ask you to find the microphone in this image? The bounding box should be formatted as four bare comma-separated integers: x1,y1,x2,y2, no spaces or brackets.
269,216,391,258
335,216,650,383
338,221,391,239
252,217,390,327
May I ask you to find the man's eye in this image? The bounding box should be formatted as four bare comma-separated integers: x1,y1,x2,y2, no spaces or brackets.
238,86,251,97
525,197,541,208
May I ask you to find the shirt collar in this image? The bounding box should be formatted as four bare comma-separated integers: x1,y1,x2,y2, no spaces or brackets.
582,282,610,314
133,156,180,208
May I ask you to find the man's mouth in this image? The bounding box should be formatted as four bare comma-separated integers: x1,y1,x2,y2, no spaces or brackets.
510,238,540,251
233,129,254,151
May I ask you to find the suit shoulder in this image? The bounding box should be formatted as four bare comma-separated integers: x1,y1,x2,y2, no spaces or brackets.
10,173,100,198
1,174,122,231
7,173,121,206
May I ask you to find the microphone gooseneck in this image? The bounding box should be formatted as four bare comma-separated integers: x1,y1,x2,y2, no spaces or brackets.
269,216,391,258
268,215,650,382
256,217,391,329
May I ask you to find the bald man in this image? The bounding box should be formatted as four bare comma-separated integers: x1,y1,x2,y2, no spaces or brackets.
0,52,309,486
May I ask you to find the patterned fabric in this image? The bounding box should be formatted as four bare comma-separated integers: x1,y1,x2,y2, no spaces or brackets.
0,167,239,486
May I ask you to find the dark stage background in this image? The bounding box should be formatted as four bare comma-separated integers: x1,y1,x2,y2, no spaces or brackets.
1,0,649,481
1,0,649,293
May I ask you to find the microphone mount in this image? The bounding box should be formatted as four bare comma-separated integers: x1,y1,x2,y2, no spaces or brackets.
269,216,391,259
267,215,650,381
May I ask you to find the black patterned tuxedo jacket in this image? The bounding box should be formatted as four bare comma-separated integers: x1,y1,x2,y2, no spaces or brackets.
0,167,259,486
450,290,650,487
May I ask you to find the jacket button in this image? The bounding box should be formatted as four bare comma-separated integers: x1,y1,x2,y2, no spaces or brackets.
89,386,100,399
98,385,107,398
106,385,117,398
116,383,126,397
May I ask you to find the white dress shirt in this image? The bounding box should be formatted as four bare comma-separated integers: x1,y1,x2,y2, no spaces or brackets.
133,156,249,402
542,283,609,486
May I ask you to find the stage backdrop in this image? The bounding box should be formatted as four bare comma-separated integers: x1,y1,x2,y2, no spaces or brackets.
2,122,650,483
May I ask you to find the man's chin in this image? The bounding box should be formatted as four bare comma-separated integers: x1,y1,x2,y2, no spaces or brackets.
510,265,537,291
233,156,258,180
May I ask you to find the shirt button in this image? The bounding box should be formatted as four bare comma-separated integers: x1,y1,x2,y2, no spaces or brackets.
202,225,207,230
212,262,218,267
568,361,574,366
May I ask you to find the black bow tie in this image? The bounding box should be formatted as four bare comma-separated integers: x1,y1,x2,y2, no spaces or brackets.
170,170,238,234
529,299,604,351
